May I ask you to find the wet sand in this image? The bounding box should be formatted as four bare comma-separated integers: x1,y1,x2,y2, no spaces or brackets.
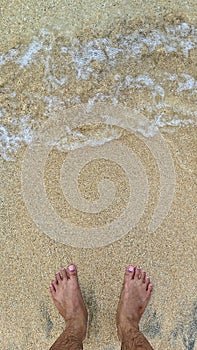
0,1,197,349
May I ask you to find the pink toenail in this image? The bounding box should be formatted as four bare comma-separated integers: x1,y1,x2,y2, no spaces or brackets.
68,265,76,272
128,266,134,272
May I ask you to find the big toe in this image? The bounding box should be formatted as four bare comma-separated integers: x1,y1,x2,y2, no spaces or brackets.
124,265,135,282
66,264,78,281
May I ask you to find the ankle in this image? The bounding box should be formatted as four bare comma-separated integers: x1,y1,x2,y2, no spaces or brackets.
118,320,139,341
65,320,87,341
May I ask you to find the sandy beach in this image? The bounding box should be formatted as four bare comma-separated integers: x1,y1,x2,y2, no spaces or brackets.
0,1,197,349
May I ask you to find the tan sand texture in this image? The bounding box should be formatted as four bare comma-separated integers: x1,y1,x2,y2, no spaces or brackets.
0,1,197,349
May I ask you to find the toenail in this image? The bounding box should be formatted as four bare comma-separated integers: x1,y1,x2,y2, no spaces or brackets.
128,266,134,272
68,264,76,272
137,266,141,269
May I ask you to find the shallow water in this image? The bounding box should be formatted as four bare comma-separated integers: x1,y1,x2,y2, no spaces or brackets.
0,1,197,350
0,14,196,160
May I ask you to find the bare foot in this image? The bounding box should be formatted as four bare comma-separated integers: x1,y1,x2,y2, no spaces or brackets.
50,264,88,341
116,265,153,341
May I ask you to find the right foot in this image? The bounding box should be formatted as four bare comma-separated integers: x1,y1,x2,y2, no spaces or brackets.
116,265,153,341
50,264,88,341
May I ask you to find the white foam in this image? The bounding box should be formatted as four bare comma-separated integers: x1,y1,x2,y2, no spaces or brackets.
48,124,122,152
15,40,43,68
0,116,36,161
176,74,197,93
0,22,196,73
116,74,165,101
0,49,18,66
155,114,195,127
66,39,107,79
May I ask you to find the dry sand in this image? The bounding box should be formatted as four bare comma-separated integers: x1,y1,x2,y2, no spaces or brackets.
0,1,197,349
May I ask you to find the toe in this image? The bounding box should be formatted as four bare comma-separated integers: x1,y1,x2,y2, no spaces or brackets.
61,267,68,280
141,270,146,283
123,266,135,287
147,283,153,298
124,265,135,281
134,265,141,280
66,264,78,280
52,279,57,290
145,276,150,290
55,271,62,283
50,284,56,296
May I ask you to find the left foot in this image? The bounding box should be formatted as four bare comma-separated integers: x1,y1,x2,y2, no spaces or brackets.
50,264,88,341
116,265,153,341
